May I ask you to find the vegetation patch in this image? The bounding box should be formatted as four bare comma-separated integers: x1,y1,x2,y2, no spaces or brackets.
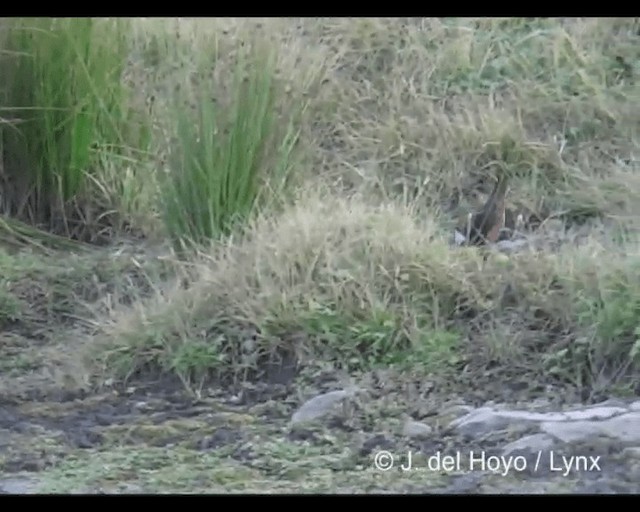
0,16,638,412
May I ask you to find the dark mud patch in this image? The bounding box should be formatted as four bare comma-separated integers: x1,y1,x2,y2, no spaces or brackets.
0,362,638,493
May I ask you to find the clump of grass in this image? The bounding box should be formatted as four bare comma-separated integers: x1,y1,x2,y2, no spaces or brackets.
159,42,302,250
91,187,640,395
548,247,640,394
0,18,149,238
92,190,488,387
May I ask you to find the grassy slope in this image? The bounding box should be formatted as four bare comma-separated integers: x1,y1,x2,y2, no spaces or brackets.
2,15,639,400
93,17,640,395
0,17,639,492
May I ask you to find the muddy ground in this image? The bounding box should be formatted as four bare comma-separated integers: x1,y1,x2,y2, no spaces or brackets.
1,333,638,494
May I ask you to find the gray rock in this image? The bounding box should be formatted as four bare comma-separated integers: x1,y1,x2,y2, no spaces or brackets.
539,421,602,443
402,419,433,439
622,447,640,460
541,412,640,444
437,399,640,493
449,407,515,436
290,389,356,426
597,413,640,444
450,407,557,436
499,410,568,422
582,398,627,409
562,407,628,421
440,404,474,418
500,433,559,478
502,433,556,457
0,476,41,494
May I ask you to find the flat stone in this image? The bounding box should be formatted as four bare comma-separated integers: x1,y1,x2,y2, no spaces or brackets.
499,410,569,422
502,433,556,457
290,389,356,426
449,407,516,436
541,412,640,444
562,407,628,422
451,407,565,437
0,477,41,494
598,413,640,444
629,401,640,412
581,398,628,409
402,420,433,439
540,420,602,443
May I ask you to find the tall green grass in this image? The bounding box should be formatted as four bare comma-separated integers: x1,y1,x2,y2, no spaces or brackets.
160,45,301,250
1,19,300,247
0,18,148,230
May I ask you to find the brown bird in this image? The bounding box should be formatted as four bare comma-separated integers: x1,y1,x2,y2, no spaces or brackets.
467,173,509,246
